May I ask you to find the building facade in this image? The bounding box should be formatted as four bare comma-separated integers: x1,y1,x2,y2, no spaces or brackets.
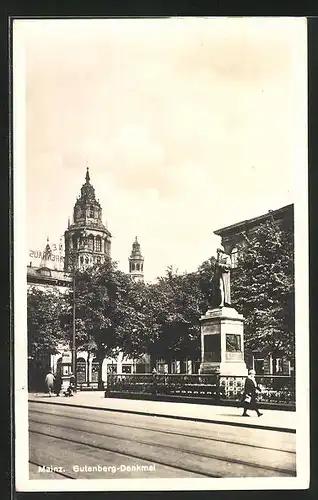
214,204,294,270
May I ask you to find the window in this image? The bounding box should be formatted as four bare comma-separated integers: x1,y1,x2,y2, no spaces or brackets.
95,237,101,252
157,363,168,374
171,360,181,374
91,360,99,382
121,364,132,374
88,237,94,251
76,357,86,383
38,268,51,277
275,358,283,374
89,207,94,218
107,364,117,374
136,263,140,271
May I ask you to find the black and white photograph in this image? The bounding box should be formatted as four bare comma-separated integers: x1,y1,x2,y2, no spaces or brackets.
13,17,309,492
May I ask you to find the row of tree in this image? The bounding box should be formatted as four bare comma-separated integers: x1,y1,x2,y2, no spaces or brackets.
28,216,295,384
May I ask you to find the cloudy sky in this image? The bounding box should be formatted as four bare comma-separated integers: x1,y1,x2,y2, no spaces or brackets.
15,18,307,282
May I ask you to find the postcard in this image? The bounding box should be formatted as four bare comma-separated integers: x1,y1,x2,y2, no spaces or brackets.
13,16,309,492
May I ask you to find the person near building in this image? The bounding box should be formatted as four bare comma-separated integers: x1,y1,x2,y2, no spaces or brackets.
44,370,55,397
240,369,263,417
54,372,62,396
64,372,76,397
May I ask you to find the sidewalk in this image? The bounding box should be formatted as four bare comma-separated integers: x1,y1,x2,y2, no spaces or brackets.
29,391,296,433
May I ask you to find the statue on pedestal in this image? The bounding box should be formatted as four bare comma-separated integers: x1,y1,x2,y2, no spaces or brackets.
211,248,231,308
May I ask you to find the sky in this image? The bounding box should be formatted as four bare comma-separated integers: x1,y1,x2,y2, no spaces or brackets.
15,17,307,282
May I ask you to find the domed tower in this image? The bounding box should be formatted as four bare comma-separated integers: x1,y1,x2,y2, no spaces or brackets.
64,167,112,271
129,237,144,282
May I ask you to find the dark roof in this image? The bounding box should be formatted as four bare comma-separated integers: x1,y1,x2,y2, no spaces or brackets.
214,204,293,237
27,266,72,285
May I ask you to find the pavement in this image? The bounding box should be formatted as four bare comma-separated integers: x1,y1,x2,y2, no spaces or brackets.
28,391,296,433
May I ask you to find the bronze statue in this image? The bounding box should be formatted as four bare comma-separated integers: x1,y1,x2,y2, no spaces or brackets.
211,248,231,307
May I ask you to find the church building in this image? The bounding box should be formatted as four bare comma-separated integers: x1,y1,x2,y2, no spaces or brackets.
128,237,144,283
64,167,112,272
27,168,149,390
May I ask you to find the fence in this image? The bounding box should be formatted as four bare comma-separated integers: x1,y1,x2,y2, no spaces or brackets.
105,373,295,408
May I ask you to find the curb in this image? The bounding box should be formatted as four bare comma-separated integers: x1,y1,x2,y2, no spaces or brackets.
28,399,296,434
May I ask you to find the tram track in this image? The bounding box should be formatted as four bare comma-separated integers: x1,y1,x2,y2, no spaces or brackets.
29,416,295,477
30,407,296,455
29,428,218,478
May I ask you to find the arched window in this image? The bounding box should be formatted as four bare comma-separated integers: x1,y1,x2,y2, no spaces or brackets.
88,236,94,251
80,256,84,264
76,357,87,383
85,257,89,265
231,247,238,268
141,263,143,271
132,263,135,271
95,236,101,252
91,358,99,382
89,207,94,218
136,263,140,271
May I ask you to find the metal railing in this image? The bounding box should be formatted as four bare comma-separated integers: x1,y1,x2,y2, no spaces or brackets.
105,373,295,406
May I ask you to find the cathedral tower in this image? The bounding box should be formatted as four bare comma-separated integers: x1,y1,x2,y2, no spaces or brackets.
64,167,112,271
129,237,144,282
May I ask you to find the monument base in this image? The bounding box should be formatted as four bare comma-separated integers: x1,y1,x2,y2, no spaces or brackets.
199,361,248,376
199,306,248,376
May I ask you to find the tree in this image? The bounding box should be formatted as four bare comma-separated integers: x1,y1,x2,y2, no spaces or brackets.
27,286,67,358
117,280,159,360
141,268,204,365
63,258,133,388
197,256,217,311
231,216,294,363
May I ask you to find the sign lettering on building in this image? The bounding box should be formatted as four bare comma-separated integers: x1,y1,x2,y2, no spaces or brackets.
29,250,64,263
28,242,65,269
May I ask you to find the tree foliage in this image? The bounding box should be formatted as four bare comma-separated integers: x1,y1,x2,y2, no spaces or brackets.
62,257,133,386
27,286,67,357
27,216,294,374
231,216,294,359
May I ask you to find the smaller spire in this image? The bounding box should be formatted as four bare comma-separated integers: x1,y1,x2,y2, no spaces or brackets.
85,166,90,184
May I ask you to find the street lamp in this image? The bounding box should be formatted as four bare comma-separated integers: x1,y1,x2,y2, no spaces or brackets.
72,270,76,380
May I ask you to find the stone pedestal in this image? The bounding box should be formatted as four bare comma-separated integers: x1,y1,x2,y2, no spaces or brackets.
199,306,248,376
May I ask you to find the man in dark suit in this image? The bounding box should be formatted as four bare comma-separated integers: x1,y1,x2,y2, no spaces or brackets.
241,369,263,417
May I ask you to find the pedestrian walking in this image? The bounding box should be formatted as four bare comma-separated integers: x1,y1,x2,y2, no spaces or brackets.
240,369,263,417
44,370,55,397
